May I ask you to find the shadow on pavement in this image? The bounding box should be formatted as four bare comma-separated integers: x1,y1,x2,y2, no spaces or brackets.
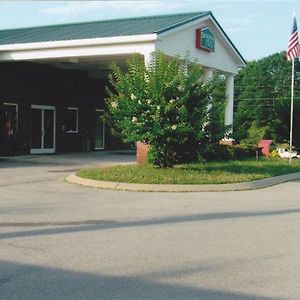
0,260,277,299
1,208,300,240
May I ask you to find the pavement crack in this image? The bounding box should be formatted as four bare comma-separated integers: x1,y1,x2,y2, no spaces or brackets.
0,220,118,227
0,177,59,188
2,241,44,251
114,182,121,190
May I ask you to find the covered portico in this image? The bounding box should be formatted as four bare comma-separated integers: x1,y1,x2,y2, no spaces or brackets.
0,11,245,156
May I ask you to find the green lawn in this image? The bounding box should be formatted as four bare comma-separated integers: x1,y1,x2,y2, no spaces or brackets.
77,158,300,185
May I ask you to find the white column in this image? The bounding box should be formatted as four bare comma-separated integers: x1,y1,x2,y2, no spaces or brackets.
225,73,234,138
143,51,155,68
202,68,214,115
203,67,214,81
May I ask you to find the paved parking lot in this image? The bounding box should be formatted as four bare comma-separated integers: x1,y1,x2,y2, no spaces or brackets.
1,152,300,299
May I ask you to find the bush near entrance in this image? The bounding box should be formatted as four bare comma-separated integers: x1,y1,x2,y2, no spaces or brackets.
106,52,228,168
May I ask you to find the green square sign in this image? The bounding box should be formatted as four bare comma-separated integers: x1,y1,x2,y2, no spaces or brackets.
196,27,215,52
201,27,215,51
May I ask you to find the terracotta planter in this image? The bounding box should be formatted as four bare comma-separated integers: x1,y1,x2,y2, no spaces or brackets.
136,142,150,164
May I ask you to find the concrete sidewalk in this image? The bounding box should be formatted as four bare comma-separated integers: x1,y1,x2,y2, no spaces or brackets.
0,151,135,188
0,150,135,167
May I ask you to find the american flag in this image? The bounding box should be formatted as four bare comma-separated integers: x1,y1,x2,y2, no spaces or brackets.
287,16,300,61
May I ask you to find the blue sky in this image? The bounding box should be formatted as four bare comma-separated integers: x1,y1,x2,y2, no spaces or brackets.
0,0,299,61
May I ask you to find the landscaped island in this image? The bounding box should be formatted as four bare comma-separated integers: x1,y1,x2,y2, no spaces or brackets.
77,158,300,185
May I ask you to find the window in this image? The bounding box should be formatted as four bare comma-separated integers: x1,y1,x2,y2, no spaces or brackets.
66,107,78,133
1,103,18,137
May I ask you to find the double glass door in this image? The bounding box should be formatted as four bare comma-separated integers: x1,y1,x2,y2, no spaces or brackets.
31,105,55,154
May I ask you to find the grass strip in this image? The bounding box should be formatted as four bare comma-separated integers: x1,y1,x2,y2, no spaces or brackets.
78,158,300,185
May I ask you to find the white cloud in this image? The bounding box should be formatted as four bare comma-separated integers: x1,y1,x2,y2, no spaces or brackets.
38,0,228,19
39,2,110,17
220,14,257,34
39,1,182,17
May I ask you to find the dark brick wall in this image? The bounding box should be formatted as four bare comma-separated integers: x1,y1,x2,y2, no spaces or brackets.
0,61,107,155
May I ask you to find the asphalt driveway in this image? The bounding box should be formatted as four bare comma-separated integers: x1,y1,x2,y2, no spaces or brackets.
0,152,300,299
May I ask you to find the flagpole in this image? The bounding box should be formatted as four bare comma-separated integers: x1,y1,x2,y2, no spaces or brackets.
289,58,295,164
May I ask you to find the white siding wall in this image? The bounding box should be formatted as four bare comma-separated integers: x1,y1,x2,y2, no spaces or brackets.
156,19,240,74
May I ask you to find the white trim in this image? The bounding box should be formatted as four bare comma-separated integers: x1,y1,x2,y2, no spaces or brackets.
0,43,156,61
66,107,79,133
3,102,18,106
3,102,18,130
95,109,105,150
0,34,157,51
31,104,55,110
30,105,56,154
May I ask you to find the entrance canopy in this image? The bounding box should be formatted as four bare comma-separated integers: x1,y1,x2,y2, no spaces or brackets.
0,12,246,155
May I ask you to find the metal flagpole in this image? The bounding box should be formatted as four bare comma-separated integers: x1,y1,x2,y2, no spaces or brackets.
289,58,295,164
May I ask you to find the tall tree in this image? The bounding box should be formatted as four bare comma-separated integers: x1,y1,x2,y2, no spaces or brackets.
234,51,300,148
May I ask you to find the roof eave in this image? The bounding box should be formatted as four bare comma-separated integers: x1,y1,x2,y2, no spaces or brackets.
0,34,158,51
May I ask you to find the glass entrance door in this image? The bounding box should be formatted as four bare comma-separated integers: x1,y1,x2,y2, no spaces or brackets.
0,103,18,155
44,109,55,150
95,109,105,150
31,105,55,154
31,108,42,150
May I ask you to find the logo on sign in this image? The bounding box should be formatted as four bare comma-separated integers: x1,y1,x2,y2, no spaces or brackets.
195,27,215,52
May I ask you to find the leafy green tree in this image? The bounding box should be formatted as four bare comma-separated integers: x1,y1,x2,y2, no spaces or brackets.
241,121,267,146
234,51,300,148
106,52,226,168
241,121,268,160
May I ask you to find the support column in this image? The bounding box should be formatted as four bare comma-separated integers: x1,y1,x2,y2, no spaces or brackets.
203,67,214,81
224,73,235,143
203,68,214,115
143,51,155,68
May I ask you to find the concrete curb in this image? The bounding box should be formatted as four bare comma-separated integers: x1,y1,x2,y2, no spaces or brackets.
65,171,300,192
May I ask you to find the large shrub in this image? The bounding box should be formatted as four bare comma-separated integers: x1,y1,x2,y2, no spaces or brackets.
106,52,226,168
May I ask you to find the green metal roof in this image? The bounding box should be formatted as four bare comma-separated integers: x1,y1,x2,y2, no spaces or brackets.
0,11,210,45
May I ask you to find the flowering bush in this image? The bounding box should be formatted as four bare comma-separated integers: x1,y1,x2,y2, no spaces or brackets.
106,52,226,168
